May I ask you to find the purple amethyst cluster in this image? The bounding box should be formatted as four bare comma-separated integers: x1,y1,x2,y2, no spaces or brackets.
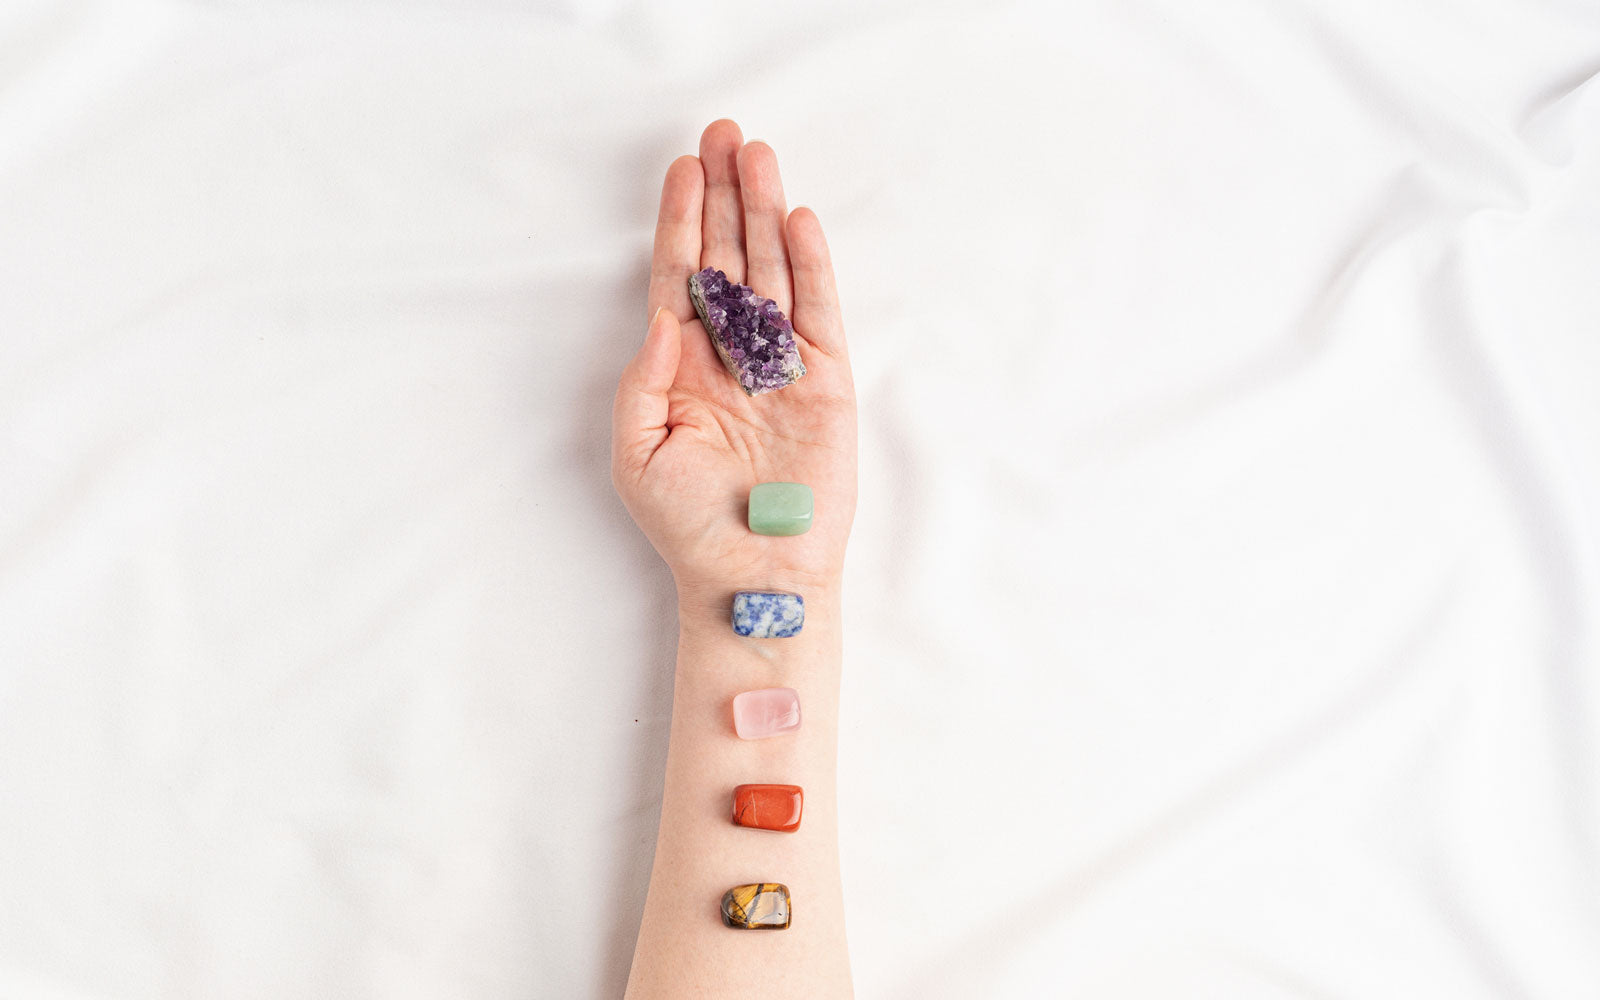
688,267,806,396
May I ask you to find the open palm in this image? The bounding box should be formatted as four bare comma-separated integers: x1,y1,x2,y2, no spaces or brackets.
611,120,857,600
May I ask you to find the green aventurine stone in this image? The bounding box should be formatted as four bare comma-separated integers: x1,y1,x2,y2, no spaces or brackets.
748,482,813,537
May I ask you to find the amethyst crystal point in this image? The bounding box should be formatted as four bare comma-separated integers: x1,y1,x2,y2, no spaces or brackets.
688,267,806,396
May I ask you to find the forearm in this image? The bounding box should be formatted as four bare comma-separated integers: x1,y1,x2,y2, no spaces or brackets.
623,576,853,999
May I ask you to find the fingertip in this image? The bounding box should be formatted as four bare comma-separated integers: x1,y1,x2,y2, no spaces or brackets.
653,305,683,362
737,142,783,202
625,305,678,387
786,206,831,263
661,155,704,213
701,118,743,148
699,120,744,183
737,140,776,168
645,303,680,355
701,121,743,156
787,204,820,231
667,153,703,185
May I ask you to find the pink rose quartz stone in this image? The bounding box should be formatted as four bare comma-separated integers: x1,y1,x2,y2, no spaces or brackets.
732,687,802,740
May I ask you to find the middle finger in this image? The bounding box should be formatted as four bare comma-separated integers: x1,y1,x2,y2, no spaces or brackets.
698,118,747,284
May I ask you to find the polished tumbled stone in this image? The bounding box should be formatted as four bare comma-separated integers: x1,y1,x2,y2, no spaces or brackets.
721,883,792,929
732,688,801,740
732,784,804,833
732,591,804,637
748,482,813,536
688,267,806,396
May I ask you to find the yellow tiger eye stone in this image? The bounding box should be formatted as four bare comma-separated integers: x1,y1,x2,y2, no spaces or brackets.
720,882,791,929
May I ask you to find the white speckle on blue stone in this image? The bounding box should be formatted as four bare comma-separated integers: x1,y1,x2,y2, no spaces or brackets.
731,591,805,638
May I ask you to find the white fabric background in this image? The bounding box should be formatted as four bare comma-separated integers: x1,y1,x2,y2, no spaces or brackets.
2,1,1598,997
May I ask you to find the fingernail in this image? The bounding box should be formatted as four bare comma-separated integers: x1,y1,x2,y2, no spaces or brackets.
646,306,663,342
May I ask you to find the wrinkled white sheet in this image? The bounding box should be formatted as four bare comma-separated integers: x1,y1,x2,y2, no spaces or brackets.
3,1,1599,996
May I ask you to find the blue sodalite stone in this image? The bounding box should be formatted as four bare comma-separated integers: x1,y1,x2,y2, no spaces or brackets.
731,591,805,638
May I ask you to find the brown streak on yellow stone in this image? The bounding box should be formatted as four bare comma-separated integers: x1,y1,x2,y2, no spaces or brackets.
720,883,791,929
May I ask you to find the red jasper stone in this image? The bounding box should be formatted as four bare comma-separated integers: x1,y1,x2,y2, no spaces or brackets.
731,784,803,833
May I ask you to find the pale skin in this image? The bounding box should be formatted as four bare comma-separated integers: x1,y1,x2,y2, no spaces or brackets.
612,119,856,998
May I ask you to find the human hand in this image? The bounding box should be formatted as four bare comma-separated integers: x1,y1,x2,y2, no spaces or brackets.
611,120,857,607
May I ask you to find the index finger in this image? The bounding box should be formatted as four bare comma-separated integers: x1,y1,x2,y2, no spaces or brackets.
647,154,705,322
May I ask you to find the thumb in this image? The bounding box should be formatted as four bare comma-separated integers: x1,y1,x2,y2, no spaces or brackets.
611,306,682,480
